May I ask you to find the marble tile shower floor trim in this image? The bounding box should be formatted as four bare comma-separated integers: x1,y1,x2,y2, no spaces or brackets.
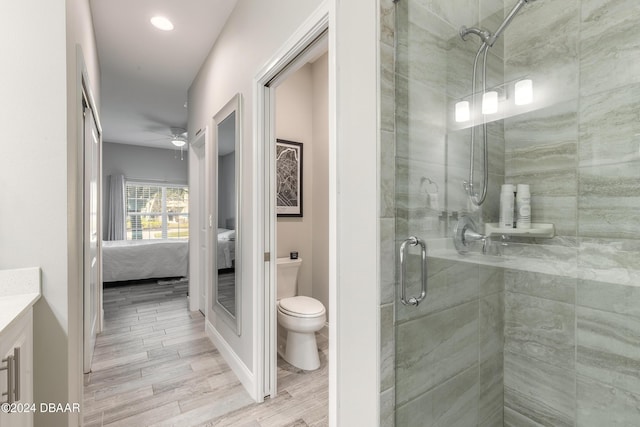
84,279,328,427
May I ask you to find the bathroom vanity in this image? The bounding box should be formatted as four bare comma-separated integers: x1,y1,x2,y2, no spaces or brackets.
0,268,41,427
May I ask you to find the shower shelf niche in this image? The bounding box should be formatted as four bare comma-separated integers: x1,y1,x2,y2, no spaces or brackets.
484,223,555,238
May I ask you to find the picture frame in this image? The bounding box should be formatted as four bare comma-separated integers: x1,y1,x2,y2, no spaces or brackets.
276,139,303,217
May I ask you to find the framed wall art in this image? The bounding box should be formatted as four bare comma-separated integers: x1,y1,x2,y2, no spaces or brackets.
276,139,303,217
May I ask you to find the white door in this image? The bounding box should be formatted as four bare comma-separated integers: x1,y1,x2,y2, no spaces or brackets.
83,103,100,373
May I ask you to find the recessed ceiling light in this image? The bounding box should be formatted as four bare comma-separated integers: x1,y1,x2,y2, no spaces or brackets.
150,16,174,31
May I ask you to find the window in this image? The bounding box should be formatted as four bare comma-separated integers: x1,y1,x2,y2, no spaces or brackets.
125,182,189,239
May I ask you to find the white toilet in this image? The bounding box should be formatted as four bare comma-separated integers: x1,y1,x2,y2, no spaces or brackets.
277,257,326,370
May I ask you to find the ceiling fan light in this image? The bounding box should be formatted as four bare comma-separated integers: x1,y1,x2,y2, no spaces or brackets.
171,138,186,147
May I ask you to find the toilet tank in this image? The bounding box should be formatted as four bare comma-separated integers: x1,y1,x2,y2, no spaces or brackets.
277,257,302,300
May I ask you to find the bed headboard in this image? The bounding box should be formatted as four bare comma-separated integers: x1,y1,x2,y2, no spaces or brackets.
225,217,236,230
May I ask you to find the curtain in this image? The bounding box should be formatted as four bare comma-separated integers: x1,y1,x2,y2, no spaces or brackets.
106,174,126,240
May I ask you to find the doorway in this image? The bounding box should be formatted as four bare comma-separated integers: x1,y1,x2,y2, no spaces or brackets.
253,17,329,399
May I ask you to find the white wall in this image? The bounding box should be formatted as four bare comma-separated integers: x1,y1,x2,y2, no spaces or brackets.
188,0,323,378
330,0,380,424
0,2,68,424
275,54,329,317
0,0,100,425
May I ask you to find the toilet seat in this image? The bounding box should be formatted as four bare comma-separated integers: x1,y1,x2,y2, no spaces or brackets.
278,296,325,318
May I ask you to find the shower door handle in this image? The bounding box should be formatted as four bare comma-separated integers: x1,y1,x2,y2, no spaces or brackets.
399,236,428,306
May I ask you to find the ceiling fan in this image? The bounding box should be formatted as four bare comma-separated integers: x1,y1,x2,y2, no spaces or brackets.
144,126,189,159
168,127,188,148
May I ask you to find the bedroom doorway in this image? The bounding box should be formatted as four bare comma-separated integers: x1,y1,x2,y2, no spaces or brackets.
254,10,329,399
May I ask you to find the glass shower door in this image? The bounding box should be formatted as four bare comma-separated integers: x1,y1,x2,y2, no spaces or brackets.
393,0,507,425
391,0,640,426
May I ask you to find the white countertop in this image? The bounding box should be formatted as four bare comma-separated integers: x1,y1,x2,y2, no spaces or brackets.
0,267,41,335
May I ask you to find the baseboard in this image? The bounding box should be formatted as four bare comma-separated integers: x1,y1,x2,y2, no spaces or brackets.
205,320,257,401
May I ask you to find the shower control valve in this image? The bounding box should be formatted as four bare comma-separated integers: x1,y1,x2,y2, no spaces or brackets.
453,215,489,255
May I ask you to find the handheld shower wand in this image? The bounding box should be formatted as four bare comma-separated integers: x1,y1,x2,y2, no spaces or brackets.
458,0,538,207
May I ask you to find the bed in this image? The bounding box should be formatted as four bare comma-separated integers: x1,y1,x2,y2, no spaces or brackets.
217,228,236,270
102,239,189,282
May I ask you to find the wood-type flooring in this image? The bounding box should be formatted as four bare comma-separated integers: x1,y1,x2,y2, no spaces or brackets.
83,279,328,426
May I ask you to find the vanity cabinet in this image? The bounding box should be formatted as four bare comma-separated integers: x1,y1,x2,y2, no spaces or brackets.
0,307,33,427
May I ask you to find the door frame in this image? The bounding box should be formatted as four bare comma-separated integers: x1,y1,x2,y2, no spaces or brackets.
189,127,208,314
76,46,103,374
253,2,330,400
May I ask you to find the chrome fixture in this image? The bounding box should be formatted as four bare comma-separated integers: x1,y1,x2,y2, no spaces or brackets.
1,347,20,405
459,26,491,44
453,215,489,254
459,0,538,207
399,236,428,306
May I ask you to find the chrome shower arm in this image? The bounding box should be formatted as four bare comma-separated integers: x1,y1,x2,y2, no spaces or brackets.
459,26,492,44
487,0,527,46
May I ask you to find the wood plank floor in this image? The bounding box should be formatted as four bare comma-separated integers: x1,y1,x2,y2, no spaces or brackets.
83,279,328,427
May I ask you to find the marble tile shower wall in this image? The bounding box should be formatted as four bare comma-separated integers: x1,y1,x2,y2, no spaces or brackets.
501,0,640,425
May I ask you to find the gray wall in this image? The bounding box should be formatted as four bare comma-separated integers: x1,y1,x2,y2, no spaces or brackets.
103,142,189,184
102,142,188,238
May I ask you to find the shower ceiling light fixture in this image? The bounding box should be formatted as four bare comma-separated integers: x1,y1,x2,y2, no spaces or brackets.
482,91,498,115
515,79,533,105
455,101,470,122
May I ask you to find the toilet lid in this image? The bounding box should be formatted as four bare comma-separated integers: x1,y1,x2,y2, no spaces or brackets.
279,296,325,317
